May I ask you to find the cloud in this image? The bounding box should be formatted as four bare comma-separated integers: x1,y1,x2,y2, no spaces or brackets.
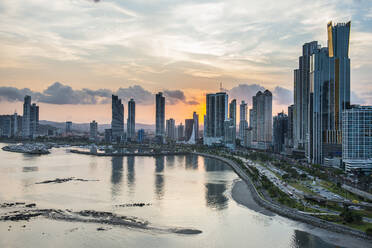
228,84,265,105
227,83,293,106
186,100,199,105
163,90,186,104
0,82,198,106
0,86,34,102
273,86,293,105
116,85,153,105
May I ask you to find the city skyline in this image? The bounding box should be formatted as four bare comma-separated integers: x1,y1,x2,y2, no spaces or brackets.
1,0,372,124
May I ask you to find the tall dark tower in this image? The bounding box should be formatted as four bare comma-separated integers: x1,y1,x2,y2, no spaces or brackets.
155,92,165,138
127,98,136,141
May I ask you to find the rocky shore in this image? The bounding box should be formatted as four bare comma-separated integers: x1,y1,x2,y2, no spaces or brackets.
2,143,50,155
195,152,371,241
0,202,202,235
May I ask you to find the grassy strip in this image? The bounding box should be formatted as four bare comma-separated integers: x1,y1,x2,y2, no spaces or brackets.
316,214,372,233
319,181,361,202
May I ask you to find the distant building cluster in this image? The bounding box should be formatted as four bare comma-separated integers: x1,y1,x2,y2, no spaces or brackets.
0,95,39,139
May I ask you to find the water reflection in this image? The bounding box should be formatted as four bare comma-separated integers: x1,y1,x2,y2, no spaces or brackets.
185,155,198,170
155,156,165,199
21,154,39,162
166,155,175,168
111,157,123,198
205,183,228,210
290,230,344,248
89,158,97,171
127,156,135,193
176,155,185,166
204,157,232,172
22,166,38,172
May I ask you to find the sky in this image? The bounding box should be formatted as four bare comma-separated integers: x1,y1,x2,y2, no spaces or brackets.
0,0,371,125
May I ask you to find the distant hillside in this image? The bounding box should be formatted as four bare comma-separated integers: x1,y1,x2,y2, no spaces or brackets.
39,120,155,133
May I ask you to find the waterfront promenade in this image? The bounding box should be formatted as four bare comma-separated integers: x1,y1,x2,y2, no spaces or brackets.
194,152,371,241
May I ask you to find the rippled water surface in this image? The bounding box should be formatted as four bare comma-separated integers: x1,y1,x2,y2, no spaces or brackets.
0,144,369,248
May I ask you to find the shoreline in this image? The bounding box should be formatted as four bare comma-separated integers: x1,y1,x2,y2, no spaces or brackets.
194,152,371,241
69,149,191,157
231,180,274,217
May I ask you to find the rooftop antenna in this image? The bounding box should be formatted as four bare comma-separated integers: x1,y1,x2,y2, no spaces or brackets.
220,82,223,92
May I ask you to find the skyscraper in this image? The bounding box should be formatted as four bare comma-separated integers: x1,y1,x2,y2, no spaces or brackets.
21,95,39,138
155,92,165,138
256,90,272,144
137,129,145,143
273,112,288,153
166,118,176,140
287,104,294,148
293,41,318,150
342,105,372,173
177,123,184,141
250,95,257,141
30,103,39,137
326,21,351,142
127,98,136,141
111,95,124,142
307,21,351,164
22,95,31,138
66,121,72,133
239,100,248,140
193,111,199,142
0,115,11,137
204,92,228,145
90,120,98,141
224,118,236,149
185,119,194,142
229,99,236,140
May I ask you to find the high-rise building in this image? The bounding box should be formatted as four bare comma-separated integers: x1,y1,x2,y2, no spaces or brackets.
177,123,184,141
22,95,31,138
185,119,194,142
254,90,272,145
293,41,318,150
0,115,11,137
287,105,294,147
239,100,248,140
273,112,288,153
90,120,98,141
111,95,124,143
229,99,236,142
104,128,112,143
204,92,228,145
137,129,145,143
66,121,72,133
127,98,135,141
342,106,372,174
30,103,39,137
307,21,351,164
166,118,176,140
0,113,21,137
155,92,165,138
250,96,257,141
244,127,253,148
224,118,236,149
193,112,199,142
